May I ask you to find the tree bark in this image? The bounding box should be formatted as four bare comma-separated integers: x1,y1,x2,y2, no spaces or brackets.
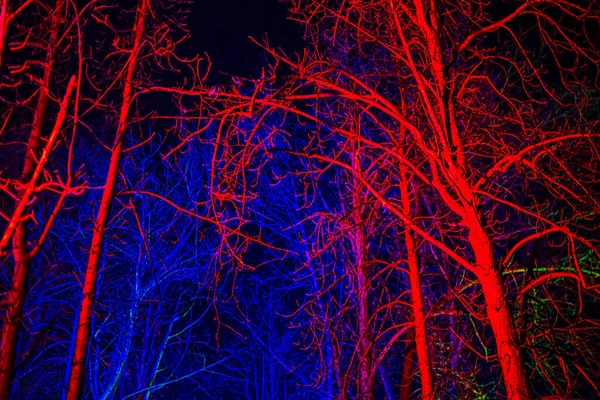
0,3,71,387
403,230,434,400
0,231,28,400
398,96,434,400
399,328,415,400
468,219,532,400
0,0,65,252
0,77,74,399
66,1,149,398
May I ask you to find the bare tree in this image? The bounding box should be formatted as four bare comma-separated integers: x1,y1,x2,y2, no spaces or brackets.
0,1,81,396
66,1,150,397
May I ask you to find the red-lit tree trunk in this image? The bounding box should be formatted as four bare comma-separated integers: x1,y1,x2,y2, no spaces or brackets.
0,236,27,400
0,76,75,399
398,95,434,400
467,215,532,399
0,2,67,397
66,1,149,398
430,142,532,397
399,328,416,400
401,203,434,400
0,0,66,253
407,0,532,394
427,126,533,397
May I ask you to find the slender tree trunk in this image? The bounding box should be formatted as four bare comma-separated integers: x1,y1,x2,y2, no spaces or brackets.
66,1,148,398
100,303,136,400
0,0,33,70
425,6,533,388
0,78,75,395
468,218,532,399
0,0,65,251
407,3,532,391
0,4,71,387
403,230,434,399
142,312,174,400
399,328,415,400
398,100,434,399
0,230,28,400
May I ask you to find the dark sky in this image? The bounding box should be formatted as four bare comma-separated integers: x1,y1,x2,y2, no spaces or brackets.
185,0,305,81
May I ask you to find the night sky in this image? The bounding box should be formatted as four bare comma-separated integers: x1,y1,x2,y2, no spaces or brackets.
186,0,304,80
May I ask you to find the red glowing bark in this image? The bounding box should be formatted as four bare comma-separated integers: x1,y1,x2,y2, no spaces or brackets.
399,96,434,400
66,1,149,398
396,0,534,392
0,74,75,399
0,2,73,398
0,13,72,390
399,328,416,400
0,0,66,254
402,214,434,399
468,219,532,399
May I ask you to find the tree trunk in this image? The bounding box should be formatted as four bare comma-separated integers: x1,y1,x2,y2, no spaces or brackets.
0,231,28,400
66,1,148,398
399,328,415,400
403,230,434,400
398,94,434,400
0,0,65,252
0,2,70,387
0,77,74,399
0,77,74,397
468,220,532,400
